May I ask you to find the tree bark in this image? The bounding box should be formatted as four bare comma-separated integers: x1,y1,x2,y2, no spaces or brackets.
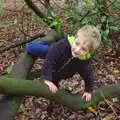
0,30,58,120
44,0,51,16
24,0,45,18
0,77,120,110
27,68,42,80
0,52,36,120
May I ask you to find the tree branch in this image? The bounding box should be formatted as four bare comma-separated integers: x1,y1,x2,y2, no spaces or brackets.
24,0,46,18
0,33,45,53
0,77,120,110
108,0,117,8
44,0,51,15
96,0,110,16
0,30,58,120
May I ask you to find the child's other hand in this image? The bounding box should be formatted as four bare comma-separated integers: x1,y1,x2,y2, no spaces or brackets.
82,92,92,102
44,80,57,93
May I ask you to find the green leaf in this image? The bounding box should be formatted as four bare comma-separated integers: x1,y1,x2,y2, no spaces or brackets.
0,7,4,11
101,16,107,22
84,0,94,5
6,66,13,74
110,26,118,30
47,16,53,20
0,13,4,17
96,24,102,29
104,29,109,37
49,7,55,17
50,21,58,27
107,17,112,23
55,23,64,39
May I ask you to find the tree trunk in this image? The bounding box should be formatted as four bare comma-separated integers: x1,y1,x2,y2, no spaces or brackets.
0,77,120,110
0,30,58,120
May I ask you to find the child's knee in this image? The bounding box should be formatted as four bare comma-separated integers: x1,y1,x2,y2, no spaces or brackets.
26,42,49,57
26,42,37,55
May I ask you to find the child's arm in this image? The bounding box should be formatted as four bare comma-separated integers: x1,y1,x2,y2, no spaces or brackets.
44,80,58,93
78,61,94,101
78,62,94,92
42,39,66,92
42,40,65,81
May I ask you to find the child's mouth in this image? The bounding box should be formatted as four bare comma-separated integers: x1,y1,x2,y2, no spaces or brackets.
73,50,80,56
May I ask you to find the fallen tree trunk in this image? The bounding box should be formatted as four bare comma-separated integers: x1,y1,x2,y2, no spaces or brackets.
0,30,58,120
0,52,36,120
0,77,120,110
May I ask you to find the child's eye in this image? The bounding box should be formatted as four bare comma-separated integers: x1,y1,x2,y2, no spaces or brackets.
76,42,79,46
82,47,87,52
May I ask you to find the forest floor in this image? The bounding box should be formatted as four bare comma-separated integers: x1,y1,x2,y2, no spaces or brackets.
0,0,120,120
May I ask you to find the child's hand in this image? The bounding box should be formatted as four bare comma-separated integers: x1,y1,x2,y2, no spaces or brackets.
44,80,58,93
82,92,92,102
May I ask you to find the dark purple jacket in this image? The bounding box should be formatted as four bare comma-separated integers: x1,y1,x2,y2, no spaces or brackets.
42,38,94,92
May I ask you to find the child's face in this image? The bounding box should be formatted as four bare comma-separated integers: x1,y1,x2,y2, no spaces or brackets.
71,35,92,57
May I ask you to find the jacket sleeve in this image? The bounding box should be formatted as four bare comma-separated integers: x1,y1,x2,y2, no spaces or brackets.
42,39,65,81
78,61,94,93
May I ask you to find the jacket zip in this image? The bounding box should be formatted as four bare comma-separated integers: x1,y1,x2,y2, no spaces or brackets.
57,57,74,72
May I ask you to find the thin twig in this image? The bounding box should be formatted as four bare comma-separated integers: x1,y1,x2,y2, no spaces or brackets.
100,91,118,117
95,0,110,16
18,25,32,38
38,0,46,8
97,102,104,120
79,11,90,22
108,0,118,8
20,5,29,38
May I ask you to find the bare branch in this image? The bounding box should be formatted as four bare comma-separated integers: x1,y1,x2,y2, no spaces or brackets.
108,0,118,9
0,33,45,53
24,0,46,18
44,0,51,15
79,11,90,22
38,0,46,8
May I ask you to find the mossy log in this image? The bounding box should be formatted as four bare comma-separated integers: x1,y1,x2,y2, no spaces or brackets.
0,30,58,120
0,77,120,110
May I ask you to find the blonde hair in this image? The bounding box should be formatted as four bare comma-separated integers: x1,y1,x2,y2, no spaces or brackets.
75,25,101,51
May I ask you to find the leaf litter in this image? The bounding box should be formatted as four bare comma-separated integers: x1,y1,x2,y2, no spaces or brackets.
0,1,120,120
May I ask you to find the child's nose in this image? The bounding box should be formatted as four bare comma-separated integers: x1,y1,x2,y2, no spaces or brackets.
76,47,81,52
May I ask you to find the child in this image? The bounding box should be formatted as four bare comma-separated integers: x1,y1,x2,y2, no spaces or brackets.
26,25,101,101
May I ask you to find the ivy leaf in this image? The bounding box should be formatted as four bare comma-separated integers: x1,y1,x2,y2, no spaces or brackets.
110,26,118,30
104,29,109,37
50,18,63,39
101,16,107,22
96,24,102,29
49,7,55,17
6,66,13,74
